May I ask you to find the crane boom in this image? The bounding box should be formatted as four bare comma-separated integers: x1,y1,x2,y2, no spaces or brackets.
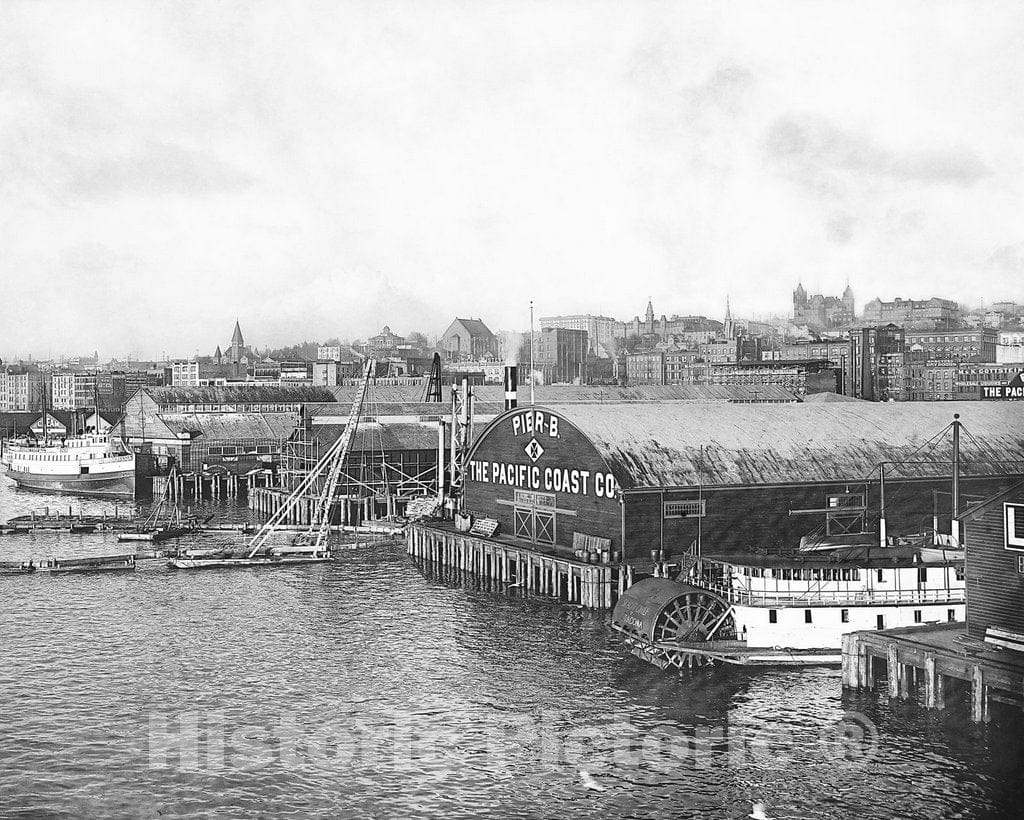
246,359,374,558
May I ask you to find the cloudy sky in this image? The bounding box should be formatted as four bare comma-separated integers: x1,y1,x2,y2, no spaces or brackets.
2,0,1023,359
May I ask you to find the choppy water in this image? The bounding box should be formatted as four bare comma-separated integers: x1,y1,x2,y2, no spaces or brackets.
1,479,1022,818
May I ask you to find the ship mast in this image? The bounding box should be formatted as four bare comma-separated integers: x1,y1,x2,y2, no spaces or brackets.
951,413,961,546
41,378,48,444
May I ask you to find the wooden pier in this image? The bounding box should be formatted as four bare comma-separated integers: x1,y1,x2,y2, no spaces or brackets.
406,523,634,610
249,486,401,527
156,470,265,502
842,622,1024,722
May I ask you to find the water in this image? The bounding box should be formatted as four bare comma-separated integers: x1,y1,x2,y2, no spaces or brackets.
1,480,1022,818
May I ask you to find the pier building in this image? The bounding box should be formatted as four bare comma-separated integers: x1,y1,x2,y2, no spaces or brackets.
458,402,1024,561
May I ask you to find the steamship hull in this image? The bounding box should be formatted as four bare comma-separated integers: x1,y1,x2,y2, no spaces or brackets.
4,467,136,499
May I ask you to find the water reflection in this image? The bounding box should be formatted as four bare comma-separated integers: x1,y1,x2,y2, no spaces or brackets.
1,478,1022,818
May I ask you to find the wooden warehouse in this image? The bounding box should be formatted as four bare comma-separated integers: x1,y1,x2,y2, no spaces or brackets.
963,480,1024,651
461,402,1024,561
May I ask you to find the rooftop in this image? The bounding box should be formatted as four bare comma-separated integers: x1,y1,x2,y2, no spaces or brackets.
531,401,1024,488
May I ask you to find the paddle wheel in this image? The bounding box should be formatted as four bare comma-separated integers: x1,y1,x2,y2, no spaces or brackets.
611,578,736,669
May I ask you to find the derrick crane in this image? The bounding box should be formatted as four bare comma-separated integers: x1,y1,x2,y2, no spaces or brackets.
245,358,374,557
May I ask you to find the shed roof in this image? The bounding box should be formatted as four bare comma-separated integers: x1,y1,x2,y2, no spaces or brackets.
535,401,1024,489
148,385,336,404
305,423,443,452
160,413,298,441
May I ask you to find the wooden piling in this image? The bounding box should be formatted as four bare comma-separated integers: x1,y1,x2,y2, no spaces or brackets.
971,664,990,723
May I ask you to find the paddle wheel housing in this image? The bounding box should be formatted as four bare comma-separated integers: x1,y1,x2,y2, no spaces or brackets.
611,577,736,669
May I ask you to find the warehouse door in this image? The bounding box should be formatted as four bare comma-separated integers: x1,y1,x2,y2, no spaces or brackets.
512,490,556,545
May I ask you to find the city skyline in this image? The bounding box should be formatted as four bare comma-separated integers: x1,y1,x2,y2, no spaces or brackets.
1,282,1022,363
3,1,1024,358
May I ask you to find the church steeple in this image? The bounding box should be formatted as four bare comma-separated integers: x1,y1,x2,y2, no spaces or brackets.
724,296,735,339
231,320,244,348
645,297,654,324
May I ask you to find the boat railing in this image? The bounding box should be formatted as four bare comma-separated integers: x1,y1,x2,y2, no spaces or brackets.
701,581,964,607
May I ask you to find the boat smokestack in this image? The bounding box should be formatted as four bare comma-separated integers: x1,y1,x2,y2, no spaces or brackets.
504,366,518,411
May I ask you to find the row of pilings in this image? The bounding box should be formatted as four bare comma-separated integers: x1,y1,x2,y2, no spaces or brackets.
248,487,398,527
841,626,1024,722
153,471,263,502
406,522,635,610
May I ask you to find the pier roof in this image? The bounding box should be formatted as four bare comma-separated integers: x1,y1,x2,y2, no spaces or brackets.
327,383,800,405
536,401,1024,488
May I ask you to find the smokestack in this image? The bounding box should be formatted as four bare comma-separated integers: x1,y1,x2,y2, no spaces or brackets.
504,366,518,411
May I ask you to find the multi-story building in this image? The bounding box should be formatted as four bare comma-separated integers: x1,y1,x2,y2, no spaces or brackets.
697,337,739,366
532,328,588,384
366,326,405,350
664,348,700,384
279,361,313,384
169,360,200,387
997,330,1024,364
849,325,905,401
620,300,724,344
905,328,997,362
626,351,664,385
957,363,1024,399
540,314,618,356
318,346,342,361
861,296,960,328
0,366,44,412
50,371,77,410
792,283,856,331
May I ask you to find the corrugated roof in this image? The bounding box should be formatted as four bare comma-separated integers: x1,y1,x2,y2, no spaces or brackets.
326,382,800,405
802,391,864,403
150,386,336,404
305,423,443,452
533,401,1024,489
160,413,299,441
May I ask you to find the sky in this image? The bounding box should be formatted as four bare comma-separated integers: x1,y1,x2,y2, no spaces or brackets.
2,0,1023,360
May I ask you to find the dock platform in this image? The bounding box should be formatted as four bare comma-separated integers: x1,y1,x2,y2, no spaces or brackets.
406,522,634,610
841,622,1024,722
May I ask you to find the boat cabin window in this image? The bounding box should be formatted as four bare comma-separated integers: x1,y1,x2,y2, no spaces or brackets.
781,568,792,581
768,609,777,624
948,609,956,622
841,609,849,623
876,569,885,583
914,610,922,623
876,614,886,630
804,610,813,623
841,569,850,581
917,567,928,583
955,567,965,581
